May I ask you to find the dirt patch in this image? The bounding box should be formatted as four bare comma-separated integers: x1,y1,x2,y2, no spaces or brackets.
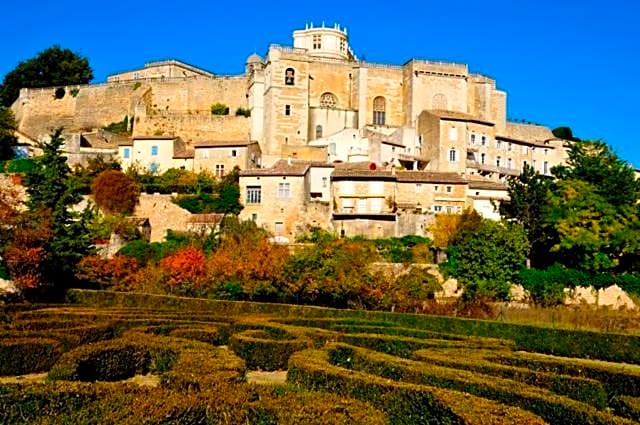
246,370,287,385
123,373,160,387
0,373,47,384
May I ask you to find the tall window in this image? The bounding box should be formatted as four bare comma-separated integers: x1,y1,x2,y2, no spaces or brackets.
315,125,323,139
278,182,290,199
496,156,501,167
449,148,457,163
507,158,513,169
285,105,291,116
481,136,486,146
312,34,322,49
373,96,386,125
151,145,158,156
246,186,261,204
543,161,549,174
470,134,476,145
284,68,295,85
496,140,502,149
123,147,130,159
215,164,225,177
329,143,337,155
481,153,486,164
320,92,337,108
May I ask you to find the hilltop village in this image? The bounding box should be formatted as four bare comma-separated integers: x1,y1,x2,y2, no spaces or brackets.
10,23,571,242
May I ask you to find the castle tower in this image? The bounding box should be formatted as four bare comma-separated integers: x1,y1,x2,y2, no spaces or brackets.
293,22,355,60
246,54,265,144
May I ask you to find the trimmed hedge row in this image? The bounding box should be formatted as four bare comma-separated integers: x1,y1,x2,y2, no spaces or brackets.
67,289,640,364
488,350,640,397
0,337,62,375
328,344,633,425
229,328,313,370
612,396,640,422
288,347,547,424
412,348,607,407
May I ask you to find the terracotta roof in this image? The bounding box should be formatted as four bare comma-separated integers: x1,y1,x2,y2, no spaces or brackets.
495,134,552,148
427,110,494,126
332,169,395,179
118,140,134,146
240,159,310,176
81,133,118,150
194,140,254,148
396,171,468,184
187,213,225,224
468,180,508,190
173,149,194,159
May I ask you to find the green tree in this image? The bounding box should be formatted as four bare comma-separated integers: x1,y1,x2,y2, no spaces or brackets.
0,107,18,160
23,128,94,290
552,140,640,208
446,220,529,300
552,126,580,141
0,46,93,107
500,164,553,267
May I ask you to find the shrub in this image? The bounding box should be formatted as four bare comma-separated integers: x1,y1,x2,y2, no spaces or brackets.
210,103,229,115
229,328,313,370
235,107,251,117
102,116,130,135
159,246,208,295
0,337,62,374
91,169,140,214
75,255,140,290
6,158,36,174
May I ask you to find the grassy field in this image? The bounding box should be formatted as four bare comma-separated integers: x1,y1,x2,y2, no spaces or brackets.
1,289,640,424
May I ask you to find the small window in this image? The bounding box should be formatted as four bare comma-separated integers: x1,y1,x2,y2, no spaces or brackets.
123,147,130,159
543,161,549,174
507,142,512,151
285,68,295,85
251,213,258,221
231,149,237,157
278,182,290,199
215,164,225,177
434,185,439,192
151,145,158,156
315,125,323,139
481,135,486,146
322,177,328,188
285,105,291,116
446,186,452,193
449,149,457,163
446,206,453,214
434,205,443,213
416,183,422,193
246,186,261,204
470,134,476,145
496,140,502,149
481,153,486,164
507,158,513,169
496,156,501,167
544,148,548,156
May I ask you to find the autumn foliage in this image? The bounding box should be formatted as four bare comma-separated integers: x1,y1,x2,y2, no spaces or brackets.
76,255,140,290
91,170,140,214
160,246,208,294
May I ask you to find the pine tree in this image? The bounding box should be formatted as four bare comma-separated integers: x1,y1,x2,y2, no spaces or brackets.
24,128,94,290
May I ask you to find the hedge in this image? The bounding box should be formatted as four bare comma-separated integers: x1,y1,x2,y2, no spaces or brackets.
67,289,640,364
612,396,640,422
0,337,62,375
328,344,633,425
288,347,547,425
412,347,607,407
488,350,640,398
229,327,313,370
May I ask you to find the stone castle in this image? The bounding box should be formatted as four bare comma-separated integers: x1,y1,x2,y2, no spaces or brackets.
10,23,571,241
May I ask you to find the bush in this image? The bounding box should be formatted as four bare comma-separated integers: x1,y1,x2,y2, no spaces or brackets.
0,337,62,374
235,107,251,117
229,328,313,370
210,103,229,115
102,116,130,135
6,158,36,174
91,169,140,214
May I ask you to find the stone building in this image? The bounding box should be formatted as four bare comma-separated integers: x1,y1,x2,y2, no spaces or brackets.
10,22,573,239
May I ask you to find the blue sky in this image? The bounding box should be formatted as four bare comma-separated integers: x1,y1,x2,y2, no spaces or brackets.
2,0,639,165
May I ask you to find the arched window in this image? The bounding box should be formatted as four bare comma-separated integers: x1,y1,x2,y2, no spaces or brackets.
432,93,448,110
373,96,386,125
448,148,457,163
285,68,295,86
315,125,323,139
320,92,337,108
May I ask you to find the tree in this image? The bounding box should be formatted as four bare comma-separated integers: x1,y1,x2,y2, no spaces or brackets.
91,169,140,214
0,107,18,160
500,164,553,267
552,126,580,141
446,220,529,300
22,128,94,290
552,140,640,208
0,46,93,107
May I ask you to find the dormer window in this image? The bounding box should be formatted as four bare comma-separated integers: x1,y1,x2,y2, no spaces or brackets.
285,68,295,85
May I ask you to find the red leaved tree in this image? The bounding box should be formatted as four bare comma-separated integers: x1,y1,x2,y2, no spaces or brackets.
91,170,140,214
159,246,208,295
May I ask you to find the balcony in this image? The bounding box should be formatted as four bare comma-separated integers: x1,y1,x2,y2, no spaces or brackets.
466,160,519,176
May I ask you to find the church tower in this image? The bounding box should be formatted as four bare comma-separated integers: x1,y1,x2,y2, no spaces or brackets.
292,22,356,61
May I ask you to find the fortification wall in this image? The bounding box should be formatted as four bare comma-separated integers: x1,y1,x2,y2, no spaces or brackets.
134,113,250,144
146,76,247,113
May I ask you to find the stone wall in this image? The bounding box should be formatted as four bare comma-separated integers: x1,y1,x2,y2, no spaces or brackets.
134,113,250,144
133,194,191,242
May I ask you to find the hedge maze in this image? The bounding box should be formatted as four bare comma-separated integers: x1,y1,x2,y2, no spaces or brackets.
1,290,640,424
